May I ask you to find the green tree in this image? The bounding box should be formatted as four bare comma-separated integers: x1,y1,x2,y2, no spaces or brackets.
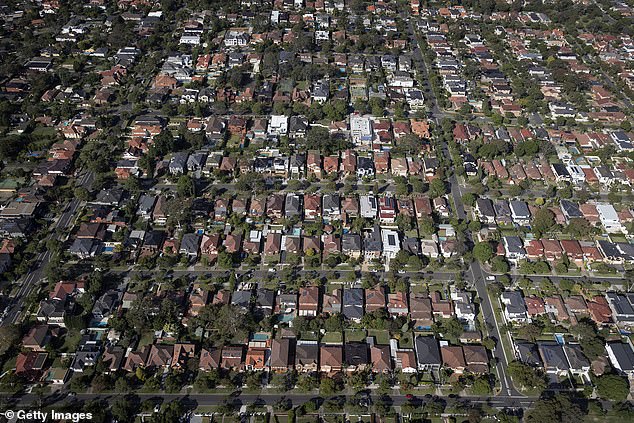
176,175,195,197
429,178,447,198
473,242,494,263
0,325,20,357
507,361,546,392
595,374,629,401
526,394,584,423
491,256,510,273
532,208,556,236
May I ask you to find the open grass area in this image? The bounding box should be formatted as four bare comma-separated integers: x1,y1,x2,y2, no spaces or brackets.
272,414,290,423
398,331,414,349
345,329,367,342
367,329,390,345
60,330,83,353
321,331,343,344
297,415,321,423
138,330,155,348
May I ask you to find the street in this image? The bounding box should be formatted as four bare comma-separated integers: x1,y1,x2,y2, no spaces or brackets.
1,171,94,327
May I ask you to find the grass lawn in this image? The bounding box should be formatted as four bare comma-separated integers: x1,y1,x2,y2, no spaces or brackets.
410,284,428,294
321,332,343,344
1,356,16,373
367,329,390,345
30,126,58,138
397,331,414,349
345,329,367,342
272,414,290,423
60,330,83,353
138,330,155,348
320,414,346,423
300,331,319,342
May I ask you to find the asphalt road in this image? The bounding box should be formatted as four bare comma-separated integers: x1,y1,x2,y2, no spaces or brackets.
4,391,538,412
404,18,523,397
1,171,93,327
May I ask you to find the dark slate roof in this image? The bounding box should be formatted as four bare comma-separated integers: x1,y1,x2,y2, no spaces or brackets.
415,336,441,365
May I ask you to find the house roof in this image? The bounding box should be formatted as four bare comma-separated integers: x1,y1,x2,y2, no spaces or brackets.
538,343,569,370
344,342,369,366
320,345,343,369
270,338,291,369
441,346,466,370
370,345,391,372
415,336,441,365
295,343,319,366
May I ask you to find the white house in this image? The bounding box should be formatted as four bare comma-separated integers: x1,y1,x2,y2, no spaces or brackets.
596,203,625,233
269,115,288,136
381,229,401,261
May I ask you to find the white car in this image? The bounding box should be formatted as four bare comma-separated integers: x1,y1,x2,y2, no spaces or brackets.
485,276,496,281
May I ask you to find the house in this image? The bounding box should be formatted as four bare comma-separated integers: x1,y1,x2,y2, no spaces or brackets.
179,233,201,258
169,152,188,175
303,194,321,221
343,288,364,322
322,194,341,222
410,294,434,330
365,287,386,313
323,289,342,315
350,115,372,143
23,325,50,351
69,238,100,259
501,291,529,323
597,203,625,233
606,342,634,376
245,347,267,371
255,289,275,318
441,346,466,374
381,229,401,262
463,345,489,373
606,292,634,325
172,344,196,369
298,286,320,316
363,225,382,261
395,349,418,373
538,343,570,375
16,351,48,381
415,336,442,371
340,233,360,258
199,348,221,371
360,195,378,219
475,198,496,224
231,290,252,311
357,156,375,178
285,194,302,218
136,194,156,220
270,338,291,372
388,292,409,316
509,200,531,225
92,289,120,323
221,346,244,370
320,345,343,373
295,343,319,372
345,342,369,372
564,344,590,376
266,194,285,220
269,115,288,135
379,196,397,223
502,236,526,264
515,342,542,367
263,233,282,258
370,345,392,373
